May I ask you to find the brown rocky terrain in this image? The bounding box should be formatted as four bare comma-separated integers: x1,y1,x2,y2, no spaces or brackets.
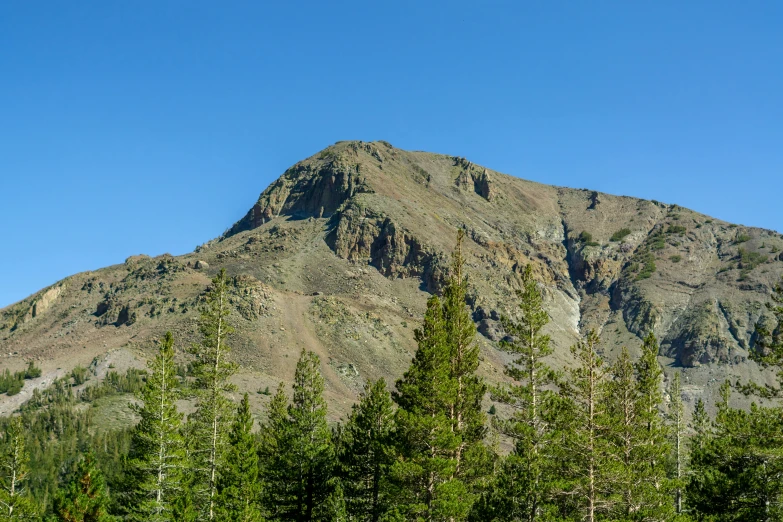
3,140,783,421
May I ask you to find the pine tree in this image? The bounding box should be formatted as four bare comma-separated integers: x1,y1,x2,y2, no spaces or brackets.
126,331,185,522
0,418,36,521
601,343,673,521
691,398,710,453
188,269,238,521
261,351,335,521
441,230,488,483
338,379,396,522
218,393,263,522
667,371,686,516
487,263,559,521
392,291,456,520
633,332,673,520
558,330,610,522
54,453,114,522
322,481,348,522
604,347,639,519
258,384,289,516
688,382,783,520
173,422,199,522
391,230,489,521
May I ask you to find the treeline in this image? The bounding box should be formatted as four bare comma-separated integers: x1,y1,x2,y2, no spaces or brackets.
2,231,783,521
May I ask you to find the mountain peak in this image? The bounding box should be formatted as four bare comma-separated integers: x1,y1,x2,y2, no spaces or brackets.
3,142,783,419
225,141,500,238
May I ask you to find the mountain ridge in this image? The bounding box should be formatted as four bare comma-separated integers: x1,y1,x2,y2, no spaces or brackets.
2,140,783,418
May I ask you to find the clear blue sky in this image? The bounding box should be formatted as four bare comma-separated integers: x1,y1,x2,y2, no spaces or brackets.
1,2,782,307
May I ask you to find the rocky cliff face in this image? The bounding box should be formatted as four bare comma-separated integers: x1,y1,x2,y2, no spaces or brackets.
3,140,783,419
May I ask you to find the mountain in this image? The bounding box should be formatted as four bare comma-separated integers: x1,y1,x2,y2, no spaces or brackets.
2,140,783,419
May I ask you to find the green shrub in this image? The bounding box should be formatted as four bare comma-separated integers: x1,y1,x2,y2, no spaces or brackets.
670,255,682,263
635,252,657,281
738,248,767,270
0,369,25,395
735,233,751,244
5,380,22,396
610,228,632,242
71,366,89,386
666,225,687,235
24,361,42,379
577,231,600,247
649,231,666,250
488,404,497,415
736,248,768,280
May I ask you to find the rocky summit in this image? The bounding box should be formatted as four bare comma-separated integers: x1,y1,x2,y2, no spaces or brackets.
3,140,783,419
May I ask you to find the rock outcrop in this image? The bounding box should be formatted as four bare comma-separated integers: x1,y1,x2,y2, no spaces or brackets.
227,156,373,235
454,157,495,201
326,203,445,292
20,284,63,324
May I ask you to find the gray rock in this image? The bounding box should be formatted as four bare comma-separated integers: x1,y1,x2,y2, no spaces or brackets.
478,319,503,341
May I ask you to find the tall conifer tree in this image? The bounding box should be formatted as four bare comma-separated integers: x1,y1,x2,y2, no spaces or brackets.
127,331,184,522
391,290,458,520
392,230,489,521
559,330,610,522
633,333,672,520
0,418,36,521
604,347,639,519
189,269,238,521
258,385,289,518
691,398,710,454
442,231,487,481
173,422,199,522
486,263,559,521
667,371,686,516
261,351,335,521
218,393,263,521
604,343,673,521
338,379,396,522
